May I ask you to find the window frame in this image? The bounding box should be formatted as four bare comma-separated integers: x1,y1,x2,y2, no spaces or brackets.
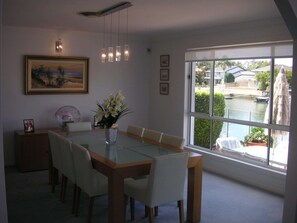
186,42,292,170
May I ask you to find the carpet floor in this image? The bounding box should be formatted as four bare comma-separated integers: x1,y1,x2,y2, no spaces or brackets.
5,167,283,223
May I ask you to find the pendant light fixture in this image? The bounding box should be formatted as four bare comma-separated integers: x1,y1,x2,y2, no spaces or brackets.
124,7,130,61
79,2,132,63
101,16,107,63
115,11,121,62
55,38,63,53
108,13,114,62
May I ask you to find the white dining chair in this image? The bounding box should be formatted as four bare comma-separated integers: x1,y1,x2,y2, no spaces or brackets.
72,142,108,223
127,125,144,138
142,129,163,143
67,122,92,133
124,152,189,223
48,130,63,194
160,133,185,149
56,134,77,213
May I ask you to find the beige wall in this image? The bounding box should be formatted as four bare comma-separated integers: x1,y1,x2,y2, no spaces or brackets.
2,26,151,165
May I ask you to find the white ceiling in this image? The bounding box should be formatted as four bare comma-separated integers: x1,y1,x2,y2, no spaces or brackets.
3,0,282,39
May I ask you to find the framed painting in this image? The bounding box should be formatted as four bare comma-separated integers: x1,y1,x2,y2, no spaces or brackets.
160,55,170,67
160,83,169,95
160,69,169,81
23,119,34,133
25,55,89,94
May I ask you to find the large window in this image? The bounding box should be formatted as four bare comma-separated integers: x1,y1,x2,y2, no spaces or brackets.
186,42,293,171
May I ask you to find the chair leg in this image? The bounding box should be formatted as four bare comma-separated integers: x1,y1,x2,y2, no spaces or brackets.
74,187,81,217
178,200,184,223
61,176,68,203
145,206,148,217
147,207,154,223
154,206,158,216
51,167,56,193
87,197,94,223
72,184,77,214
130,197,135,221
60,175,65,201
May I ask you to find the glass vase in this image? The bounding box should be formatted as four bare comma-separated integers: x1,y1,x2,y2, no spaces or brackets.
105,128,118,144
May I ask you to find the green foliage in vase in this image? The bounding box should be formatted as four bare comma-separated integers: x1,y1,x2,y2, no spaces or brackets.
95,91,131,128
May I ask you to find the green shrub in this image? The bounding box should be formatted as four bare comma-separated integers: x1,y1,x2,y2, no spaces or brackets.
256,71,270,91
194,91,225,148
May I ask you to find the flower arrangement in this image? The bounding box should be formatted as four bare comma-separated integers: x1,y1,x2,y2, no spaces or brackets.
95,91,131,128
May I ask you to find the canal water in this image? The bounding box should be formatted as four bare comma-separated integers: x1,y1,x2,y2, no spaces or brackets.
220,96,268,141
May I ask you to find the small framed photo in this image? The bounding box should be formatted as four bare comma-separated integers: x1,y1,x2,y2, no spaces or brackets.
160,55,170,67
23,119,35,133
160,83,169,95
160,69,169,81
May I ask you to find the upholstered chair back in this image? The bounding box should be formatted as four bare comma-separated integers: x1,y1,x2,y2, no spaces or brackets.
67,122,92,133
146,152,188,207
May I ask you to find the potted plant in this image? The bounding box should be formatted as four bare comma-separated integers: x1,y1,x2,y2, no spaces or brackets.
244,127,272,147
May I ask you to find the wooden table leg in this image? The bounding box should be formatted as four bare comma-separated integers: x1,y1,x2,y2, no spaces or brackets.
187,157,203,223
108,171,125,223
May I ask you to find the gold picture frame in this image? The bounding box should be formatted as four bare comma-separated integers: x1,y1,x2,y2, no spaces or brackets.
25,55,89,94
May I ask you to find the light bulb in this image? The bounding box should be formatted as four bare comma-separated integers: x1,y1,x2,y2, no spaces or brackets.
108,47,114,62
101,48,107,63
116,46,121,62
124,44,129,61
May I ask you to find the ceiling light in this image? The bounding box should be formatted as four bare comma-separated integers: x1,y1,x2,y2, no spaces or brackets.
108,13,114,63
101,16,107,63
55,38,63,53
124,8,129,61
79,2,132,63
115,11,121,62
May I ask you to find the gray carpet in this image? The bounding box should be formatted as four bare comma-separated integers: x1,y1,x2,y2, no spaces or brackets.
5,167,283,223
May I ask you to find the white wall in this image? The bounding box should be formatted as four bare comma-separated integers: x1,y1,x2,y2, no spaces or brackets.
149,17,292,194
2,26,151,165
0,0,8,221
149,17,291,135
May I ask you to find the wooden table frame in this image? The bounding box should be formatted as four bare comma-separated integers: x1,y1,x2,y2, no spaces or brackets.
49,131,202,223
89,149,202,223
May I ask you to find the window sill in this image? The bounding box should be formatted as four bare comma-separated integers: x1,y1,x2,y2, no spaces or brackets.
185,145,286,195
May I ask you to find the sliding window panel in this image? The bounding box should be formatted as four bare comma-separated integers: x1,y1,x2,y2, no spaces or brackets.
216,122,269,167
193,117,211,149
194,61,212,114
214,59,271,123
269,131,289,170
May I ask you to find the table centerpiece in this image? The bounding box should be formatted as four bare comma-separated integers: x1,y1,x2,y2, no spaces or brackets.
95,90,131,144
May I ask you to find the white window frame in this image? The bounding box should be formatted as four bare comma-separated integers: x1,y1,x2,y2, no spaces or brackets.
186,41,292,170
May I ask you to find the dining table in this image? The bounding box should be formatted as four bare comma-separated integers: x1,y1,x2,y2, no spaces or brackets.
52,129,202,223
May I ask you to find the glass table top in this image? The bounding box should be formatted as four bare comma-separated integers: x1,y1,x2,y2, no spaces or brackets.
66,131,176,164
